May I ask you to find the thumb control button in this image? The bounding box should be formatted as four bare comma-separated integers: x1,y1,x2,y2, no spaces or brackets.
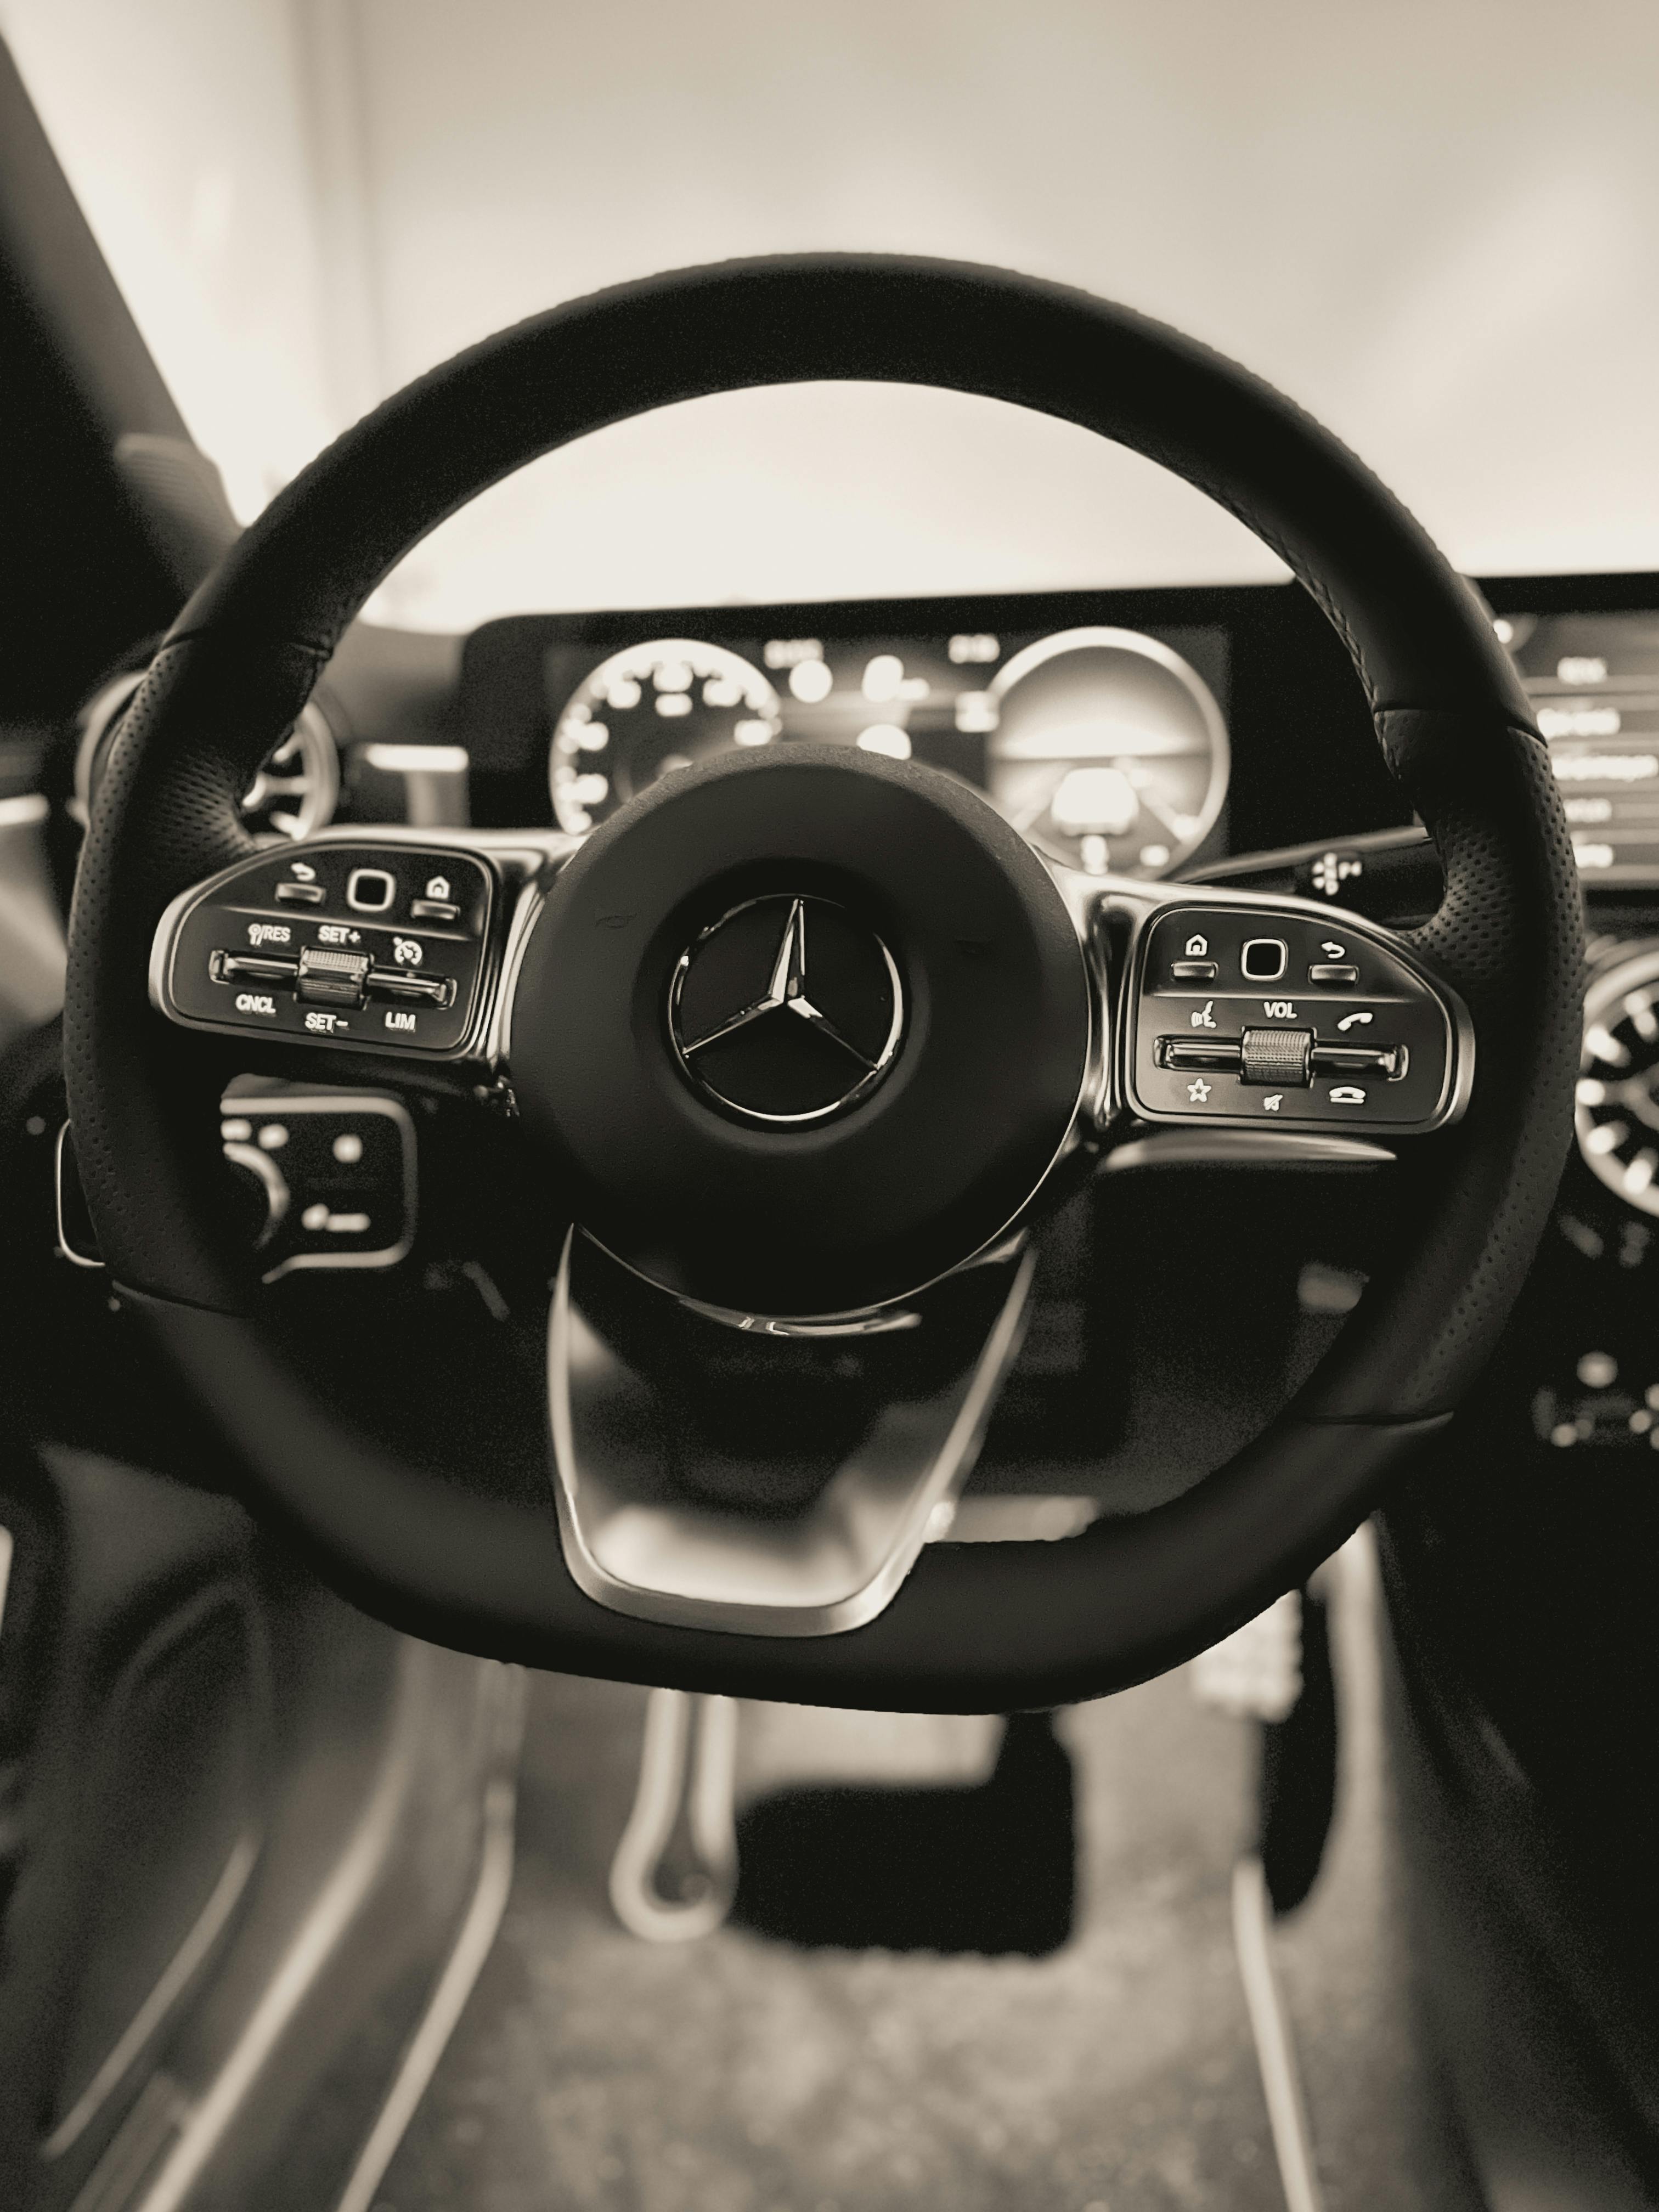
1240,1027,1313,1086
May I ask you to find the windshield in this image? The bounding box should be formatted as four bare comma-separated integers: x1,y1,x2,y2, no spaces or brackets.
5,0,1657,627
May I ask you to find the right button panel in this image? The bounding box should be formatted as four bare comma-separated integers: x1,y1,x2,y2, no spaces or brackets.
1127,904,1463,1133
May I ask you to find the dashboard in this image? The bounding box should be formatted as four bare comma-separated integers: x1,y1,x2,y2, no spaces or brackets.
67,583,1659,895
40,573,1659,1339
13,563,1659,1842
61,579,1659,1242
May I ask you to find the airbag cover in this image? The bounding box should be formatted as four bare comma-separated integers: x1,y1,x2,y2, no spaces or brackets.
510,746,1090,1315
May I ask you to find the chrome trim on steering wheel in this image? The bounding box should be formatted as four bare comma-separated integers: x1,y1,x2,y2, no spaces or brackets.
548,1229,1037,1637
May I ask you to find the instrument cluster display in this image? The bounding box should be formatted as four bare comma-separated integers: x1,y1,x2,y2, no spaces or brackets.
541,617,1230,879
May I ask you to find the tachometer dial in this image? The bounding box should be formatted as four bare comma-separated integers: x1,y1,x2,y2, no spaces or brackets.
981,627,1228,878
550,640,783,833
1578,948,1659,1216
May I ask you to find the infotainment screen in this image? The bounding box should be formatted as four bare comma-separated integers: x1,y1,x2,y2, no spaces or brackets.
1505,611,1659,883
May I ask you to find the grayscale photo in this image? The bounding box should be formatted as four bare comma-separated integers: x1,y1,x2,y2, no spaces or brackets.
0,4,1651,2207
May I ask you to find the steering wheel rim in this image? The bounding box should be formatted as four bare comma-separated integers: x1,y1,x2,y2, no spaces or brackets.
63,255,1584,1708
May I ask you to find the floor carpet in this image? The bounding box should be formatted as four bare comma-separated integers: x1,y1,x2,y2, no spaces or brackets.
372,1536,1477,2211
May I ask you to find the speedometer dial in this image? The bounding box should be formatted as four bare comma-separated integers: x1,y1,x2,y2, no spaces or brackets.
550,640,783,833
981,627,1228,878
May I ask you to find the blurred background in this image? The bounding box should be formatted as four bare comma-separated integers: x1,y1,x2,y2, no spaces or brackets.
2,0,1657,628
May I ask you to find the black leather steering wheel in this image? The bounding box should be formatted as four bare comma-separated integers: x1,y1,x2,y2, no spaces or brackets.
63,256,1583,1709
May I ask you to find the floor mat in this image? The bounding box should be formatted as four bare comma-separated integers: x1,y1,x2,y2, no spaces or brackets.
370,1542,1474,2212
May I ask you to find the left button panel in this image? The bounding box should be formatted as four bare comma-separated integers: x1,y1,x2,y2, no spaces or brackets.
153,844,494,1057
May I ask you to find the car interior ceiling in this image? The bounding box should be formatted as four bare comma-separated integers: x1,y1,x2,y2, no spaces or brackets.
5,14,1659,2212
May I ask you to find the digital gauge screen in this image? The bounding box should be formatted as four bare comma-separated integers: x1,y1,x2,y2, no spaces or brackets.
537,613,1229,878
980,627,1227,876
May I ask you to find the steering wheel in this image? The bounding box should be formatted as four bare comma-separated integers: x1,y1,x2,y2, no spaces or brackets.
64,257,1583,1710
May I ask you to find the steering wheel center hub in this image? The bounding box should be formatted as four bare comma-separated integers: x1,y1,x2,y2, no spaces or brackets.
509,744,1092,1318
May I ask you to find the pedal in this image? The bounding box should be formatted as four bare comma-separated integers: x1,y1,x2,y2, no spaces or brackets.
608,1688,738,1942
1192,1585,1339,1917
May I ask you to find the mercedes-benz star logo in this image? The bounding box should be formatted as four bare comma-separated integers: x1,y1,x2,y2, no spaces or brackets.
668,894,904,1125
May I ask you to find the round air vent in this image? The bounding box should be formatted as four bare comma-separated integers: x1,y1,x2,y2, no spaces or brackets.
74,669,339,842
